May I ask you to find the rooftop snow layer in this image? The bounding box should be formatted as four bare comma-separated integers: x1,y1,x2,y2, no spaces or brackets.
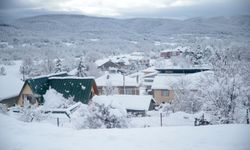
151,71,212,90
0,61,24,99
49,76,95,80
93,95,154,111
96,73,139,87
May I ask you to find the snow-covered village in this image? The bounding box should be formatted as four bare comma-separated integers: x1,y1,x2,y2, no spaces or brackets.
0,1,250,150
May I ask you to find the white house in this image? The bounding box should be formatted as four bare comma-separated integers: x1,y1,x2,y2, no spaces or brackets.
96,72,139,95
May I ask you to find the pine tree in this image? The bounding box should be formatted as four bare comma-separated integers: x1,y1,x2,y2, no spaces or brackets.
55,57,62,73
76,58,87,77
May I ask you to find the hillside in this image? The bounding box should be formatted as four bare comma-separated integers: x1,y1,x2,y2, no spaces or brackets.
0,14,249,59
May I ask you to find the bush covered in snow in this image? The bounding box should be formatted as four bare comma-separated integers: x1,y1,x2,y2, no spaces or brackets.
72,102,129,129
19,100,47,122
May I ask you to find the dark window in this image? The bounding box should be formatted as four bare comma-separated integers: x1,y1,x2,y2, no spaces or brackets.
161,90,169,96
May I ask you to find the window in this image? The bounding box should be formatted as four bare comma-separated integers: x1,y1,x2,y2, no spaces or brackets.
23,94,37,104
125,88,134,95
161,90,169,97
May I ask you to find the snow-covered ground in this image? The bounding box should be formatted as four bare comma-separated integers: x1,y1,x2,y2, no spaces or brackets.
0,113,249,150
0,61,23,99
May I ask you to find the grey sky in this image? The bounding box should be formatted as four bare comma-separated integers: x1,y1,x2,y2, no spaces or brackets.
0,0,249,19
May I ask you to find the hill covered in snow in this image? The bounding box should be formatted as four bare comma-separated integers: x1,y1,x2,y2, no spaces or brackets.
0,15,249,59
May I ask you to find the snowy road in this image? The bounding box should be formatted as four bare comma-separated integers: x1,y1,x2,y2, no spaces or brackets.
0,114,249,150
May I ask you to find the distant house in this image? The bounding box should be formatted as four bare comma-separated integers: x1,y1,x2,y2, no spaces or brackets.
151,68,210,105
96,72,139,95
93,95,156,115
160,48,182,59
95,52,150,72
17,72,98,107
128,67,158,95
97,60,120,71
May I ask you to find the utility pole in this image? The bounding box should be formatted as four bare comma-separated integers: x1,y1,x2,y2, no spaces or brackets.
160,113,163,127
247,109,249,124
123,73,125,94
22,66,25,81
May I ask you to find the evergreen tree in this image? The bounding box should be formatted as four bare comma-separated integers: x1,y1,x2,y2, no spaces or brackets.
76,58,87,77
55,57,62,73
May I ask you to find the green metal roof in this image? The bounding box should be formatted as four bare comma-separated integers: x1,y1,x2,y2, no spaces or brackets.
24,73,96,104
26,72,68,96
48,78,95,104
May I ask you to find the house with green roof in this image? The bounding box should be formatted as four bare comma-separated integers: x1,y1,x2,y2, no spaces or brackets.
17,72,98,107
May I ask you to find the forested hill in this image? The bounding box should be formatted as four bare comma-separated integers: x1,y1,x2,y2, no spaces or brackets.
0,14,249,59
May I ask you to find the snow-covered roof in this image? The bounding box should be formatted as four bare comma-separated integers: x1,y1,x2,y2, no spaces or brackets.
30,72,68,80
151,71,212,90
0,61,24,99
161,49,180,53
49,76,95,80
128,71,144,78
95,52,149,67
142,66,156,73
92,95,154,111
95,58,111,67
68,68,77,76
160,46,188,53
96,73,139,87
0,94,19,102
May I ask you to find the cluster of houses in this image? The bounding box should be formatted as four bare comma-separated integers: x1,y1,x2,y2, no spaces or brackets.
0,50,210,115
95,52,150,73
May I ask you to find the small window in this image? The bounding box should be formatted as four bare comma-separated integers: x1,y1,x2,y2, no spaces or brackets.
125,88,134,95
23,94,37,105
161,90,169,96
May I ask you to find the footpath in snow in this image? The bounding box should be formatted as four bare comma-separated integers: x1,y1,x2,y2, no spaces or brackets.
0,114,249,150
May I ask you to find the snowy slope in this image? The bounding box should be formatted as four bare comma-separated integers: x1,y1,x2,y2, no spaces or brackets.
1,15,249,59
0,113,249,150
0,61,23,99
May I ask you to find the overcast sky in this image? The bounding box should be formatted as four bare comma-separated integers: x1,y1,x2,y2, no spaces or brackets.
0,0,250,19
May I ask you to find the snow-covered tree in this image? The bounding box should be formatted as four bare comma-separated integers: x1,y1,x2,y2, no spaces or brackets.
103,75,114,95
55,57,62,73
85,62,101,77
19,99,45,122
171,77,202,114
76,58,87,77
198,47,250,124
20,56,34,80
88,103,129,128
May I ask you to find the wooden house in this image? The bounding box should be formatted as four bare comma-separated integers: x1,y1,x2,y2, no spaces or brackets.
17,73,98,107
